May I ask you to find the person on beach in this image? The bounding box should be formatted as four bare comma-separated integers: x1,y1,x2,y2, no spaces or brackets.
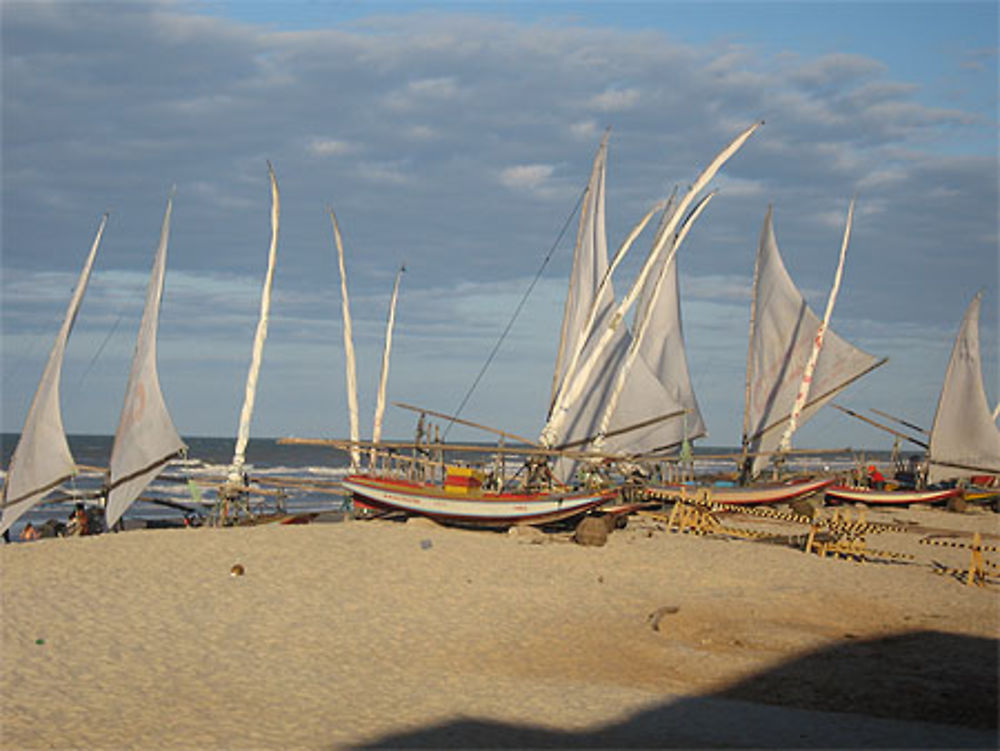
867,465,886,490
68,503,90,536
19,522,40,542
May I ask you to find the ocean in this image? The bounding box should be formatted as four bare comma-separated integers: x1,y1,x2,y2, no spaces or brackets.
1,433,888,540
0,434,354,539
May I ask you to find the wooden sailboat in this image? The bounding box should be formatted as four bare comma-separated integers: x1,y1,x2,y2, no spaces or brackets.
341,125,761,526
649,202,884,505
824,485,962,506
826,291,1000,505
340,474,616,527
740,203,886,479
104,193,187,529
0,215,108,537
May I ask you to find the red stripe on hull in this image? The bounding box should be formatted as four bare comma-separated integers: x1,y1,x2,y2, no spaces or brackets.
343,474,616,526
825,485,962,505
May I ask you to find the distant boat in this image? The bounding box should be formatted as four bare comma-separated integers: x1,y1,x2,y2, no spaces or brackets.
0,215,107,537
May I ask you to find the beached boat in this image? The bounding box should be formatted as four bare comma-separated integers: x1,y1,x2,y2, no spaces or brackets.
737,205,886,480
639,203,884,505
341,474,616,527
828,292,1000,506
650,476,835,506
339,126,760,525
824,485,962,506
1,196,190,537
0,216,108,537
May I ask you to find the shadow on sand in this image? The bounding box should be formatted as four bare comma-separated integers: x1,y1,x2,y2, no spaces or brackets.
354,630,998,749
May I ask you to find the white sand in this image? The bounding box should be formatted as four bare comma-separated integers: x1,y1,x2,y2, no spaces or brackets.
2,505,998,749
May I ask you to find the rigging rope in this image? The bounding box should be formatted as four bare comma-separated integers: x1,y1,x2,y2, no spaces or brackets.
442,186,587,440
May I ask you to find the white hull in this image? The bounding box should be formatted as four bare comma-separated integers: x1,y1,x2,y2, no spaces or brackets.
825,485,962,506
648,477,834,505
342,475,615,526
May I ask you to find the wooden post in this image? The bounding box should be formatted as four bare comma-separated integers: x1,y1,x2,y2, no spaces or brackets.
967,532,984,587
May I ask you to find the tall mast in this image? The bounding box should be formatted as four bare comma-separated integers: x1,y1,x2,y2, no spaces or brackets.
371,265,405,467
330,207,361,470
227,163,280,487
777,198,855,456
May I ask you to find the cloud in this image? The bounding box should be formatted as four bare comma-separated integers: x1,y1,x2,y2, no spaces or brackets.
307,138,354,157
498,163,555,192
790,53,886,89
588,87,640,112
1,1,995,444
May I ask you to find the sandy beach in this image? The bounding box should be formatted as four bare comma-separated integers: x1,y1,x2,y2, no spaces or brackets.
2,504,998,749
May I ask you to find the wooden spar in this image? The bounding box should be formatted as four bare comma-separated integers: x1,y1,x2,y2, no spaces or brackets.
635,445,856,463
869,407,928,435
277,435,854,470
926,457,1000,476
831,403,928,449
557,409,689,451
392,401,544,448
747,357,889,445
278,435,622,463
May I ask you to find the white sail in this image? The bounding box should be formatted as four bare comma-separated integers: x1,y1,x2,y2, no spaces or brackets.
545,141,707,479
331,207,361,470
550,131,612,412
106,194,186,528
542,121,761,448
927,293,1000,483
227,163,280,486
592,192,714,452
371,265,405,465
744,207,884,477
0,215,107,536
777,199,855,455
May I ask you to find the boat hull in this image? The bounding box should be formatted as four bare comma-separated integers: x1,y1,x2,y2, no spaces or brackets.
825,485,962,506
341,475,617,526
647,476,835,505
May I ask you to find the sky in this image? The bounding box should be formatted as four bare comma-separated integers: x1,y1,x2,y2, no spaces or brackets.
1,0,997,452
